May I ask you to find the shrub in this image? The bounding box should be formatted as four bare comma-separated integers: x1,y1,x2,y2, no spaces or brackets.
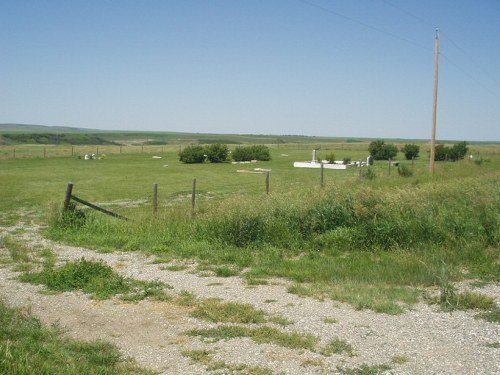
205,143,229,163
179,145,206,163
434,141,469,161
232,145,271,162
368,139,398,160
323,152,335,163
401,144,420,160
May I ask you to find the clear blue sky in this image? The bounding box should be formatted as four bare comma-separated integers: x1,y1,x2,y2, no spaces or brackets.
1,0,499,141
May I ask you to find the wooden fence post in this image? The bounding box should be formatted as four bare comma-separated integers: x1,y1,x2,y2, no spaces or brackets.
64,183,74,210
191,178,197,210
266,172,270,194
320,163,324,187
153,183,158,216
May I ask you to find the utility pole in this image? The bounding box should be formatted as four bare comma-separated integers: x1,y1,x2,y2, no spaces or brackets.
430,28,440,175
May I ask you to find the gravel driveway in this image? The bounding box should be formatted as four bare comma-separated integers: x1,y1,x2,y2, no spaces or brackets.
0,224,498,374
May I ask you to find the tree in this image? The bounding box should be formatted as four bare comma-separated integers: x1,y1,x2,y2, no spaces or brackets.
434,142,468,162
401,144,420,160
232,145,271,162
179,145,206,163
449,141,468,161
434,144,448,161
368,139,398,160
205,143,229,163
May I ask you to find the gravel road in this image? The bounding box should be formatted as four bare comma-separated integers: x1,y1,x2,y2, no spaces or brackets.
0,224,498,375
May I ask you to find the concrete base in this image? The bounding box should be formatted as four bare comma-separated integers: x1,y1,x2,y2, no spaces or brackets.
293,161,361,170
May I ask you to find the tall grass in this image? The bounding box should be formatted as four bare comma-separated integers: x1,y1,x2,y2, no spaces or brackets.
44,169,500,313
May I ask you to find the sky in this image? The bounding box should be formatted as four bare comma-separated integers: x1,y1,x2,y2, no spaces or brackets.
1,0,499,141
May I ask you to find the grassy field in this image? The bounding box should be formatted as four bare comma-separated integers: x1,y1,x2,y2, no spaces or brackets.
1,140,499,313
1,138,499,373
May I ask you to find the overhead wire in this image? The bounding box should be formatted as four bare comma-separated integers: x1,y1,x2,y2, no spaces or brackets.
299,0,497,93
297,0,433,52
380,0,499,92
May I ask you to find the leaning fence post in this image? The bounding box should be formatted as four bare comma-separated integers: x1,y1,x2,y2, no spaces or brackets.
266,172,270,194
64,183,74,210
153,183,158,216
191,178,197,210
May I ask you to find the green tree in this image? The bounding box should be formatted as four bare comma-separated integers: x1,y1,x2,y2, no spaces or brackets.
449,141,468,161
179,145,206,163
232,145,271,162
434,142,468,162
205,143,229,163
401,144,420,160
368,140,398,160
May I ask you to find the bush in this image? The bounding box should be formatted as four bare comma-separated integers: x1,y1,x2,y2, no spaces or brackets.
205,143,229,163
179,145,206,163
434,141,469,161
232,145,271,162
323,153,335,163
401,144,420,160
368,140,398,160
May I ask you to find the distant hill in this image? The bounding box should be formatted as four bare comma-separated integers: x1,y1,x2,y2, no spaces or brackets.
0,123,100,133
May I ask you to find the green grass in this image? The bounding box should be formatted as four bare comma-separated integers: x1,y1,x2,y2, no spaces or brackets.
0,301,155,375
20,258,172,301
1,142,499,314
42,166,500,313
187,325,318,351
319,338,354,356
190,298,293,326
337,363,392,375
182,349,274,375
476,307,500,323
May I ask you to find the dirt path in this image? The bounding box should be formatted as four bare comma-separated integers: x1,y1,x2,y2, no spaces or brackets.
0,224,499,374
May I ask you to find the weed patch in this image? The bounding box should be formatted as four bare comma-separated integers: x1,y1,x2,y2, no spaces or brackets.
182,349,274,375
476,307,500,323
320,338,354,356
337,363,392,375
20,258,171,301
187,325,318,350
0,301,154,375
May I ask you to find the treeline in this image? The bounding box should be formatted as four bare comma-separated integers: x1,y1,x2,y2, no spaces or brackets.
1,133,118,145
368,139,469,161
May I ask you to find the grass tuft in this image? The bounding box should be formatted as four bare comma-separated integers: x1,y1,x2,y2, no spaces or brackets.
320,338,354,357
187,325,318,350
0,301,154,375
20,258,171,301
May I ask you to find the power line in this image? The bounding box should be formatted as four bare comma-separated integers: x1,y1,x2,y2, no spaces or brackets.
378,0,499,92
297,0,432,53
440,32,500,87
380,0,436,29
